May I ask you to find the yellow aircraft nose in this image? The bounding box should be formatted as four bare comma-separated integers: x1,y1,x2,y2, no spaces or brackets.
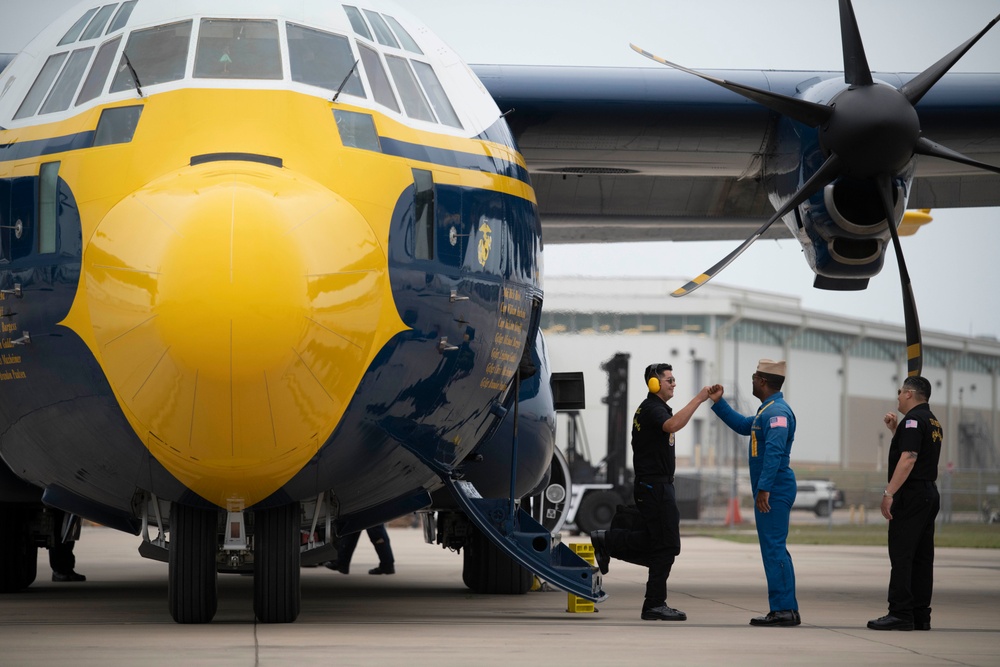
67,161,404,507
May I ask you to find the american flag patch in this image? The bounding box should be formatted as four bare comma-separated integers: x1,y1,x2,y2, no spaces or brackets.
905,419,918,429
769,416,787,428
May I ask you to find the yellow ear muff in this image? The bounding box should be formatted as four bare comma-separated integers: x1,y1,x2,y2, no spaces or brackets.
647,376,660,393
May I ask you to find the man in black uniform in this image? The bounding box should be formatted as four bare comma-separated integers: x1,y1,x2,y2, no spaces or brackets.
325,524,395,575
48,509,86,582
868,375,942,631
591,363,716,621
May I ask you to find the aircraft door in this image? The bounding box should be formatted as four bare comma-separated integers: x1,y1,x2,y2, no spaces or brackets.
0,177,34,263
434,185,465,270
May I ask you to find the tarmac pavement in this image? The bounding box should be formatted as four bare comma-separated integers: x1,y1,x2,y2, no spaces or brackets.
0,525,998,666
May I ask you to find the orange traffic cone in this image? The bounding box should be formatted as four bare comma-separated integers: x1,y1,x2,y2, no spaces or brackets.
724,497,743,525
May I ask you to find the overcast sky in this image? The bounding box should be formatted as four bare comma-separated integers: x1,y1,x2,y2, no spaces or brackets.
3,0,999,338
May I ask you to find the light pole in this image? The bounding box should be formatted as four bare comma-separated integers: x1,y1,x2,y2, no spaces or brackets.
959,386,965,468
727,327,742,527
877,431,884,473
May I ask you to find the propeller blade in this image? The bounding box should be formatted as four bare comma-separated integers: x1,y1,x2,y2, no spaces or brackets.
876,174,922,377
838,0,873,86
915,136,1000,175
671,154,843,297
629,44,833,128
900,13,1000,106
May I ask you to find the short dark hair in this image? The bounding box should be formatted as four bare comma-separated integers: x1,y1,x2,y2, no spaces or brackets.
644,363,672,382
902,376,931,401
757,371,784,391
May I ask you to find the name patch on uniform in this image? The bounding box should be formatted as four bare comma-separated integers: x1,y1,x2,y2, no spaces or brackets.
769,416,787,428
905,419,918,429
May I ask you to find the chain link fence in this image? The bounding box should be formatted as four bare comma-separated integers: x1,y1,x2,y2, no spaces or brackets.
675,468,1000,525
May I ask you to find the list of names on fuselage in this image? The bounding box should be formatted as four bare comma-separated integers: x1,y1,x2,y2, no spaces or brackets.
0,292,27,381
480,286,529,392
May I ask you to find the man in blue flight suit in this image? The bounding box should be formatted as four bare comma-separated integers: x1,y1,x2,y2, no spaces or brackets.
709,360,800,627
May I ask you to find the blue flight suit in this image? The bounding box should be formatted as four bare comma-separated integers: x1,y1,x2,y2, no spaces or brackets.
712,393,798,612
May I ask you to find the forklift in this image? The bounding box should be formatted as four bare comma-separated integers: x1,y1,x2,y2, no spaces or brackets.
562,353,632,534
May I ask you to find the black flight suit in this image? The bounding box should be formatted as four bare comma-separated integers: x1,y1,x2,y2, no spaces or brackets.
606,392,681,610
886,402,942,625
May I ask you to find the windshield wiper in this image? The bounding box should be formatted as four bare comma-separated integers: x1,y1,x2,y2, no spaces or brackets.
332,59,359,103
122,51,144,98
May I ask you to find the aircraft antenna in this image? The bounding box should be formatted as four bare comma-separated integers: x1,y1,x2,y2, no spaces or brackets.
122,51,144,98
332,59,360,103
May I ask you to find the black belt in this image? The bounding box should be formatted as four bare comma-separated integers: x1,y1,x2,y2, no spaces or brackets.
636,475,674,484
903,479,936,488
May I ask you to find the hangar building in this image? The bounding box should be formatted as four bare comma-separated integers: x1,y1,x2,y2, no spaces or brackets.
541,277,1000,474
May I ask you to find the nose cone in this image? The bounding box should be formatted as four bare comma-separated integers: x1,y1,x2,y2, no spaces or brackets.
65,162,405,506
822,84,920,177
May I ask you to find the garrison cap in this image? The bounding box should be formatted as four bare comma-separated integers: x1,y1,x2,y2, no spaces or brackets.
757,359,786,376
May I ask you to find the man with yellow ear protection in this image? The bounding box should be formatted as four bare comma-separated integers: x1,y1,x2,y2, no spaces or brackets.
591,362,719,622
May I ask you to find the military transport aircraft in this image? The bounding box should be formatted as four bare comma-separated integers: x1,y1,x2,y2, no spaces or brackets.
1,0,998,624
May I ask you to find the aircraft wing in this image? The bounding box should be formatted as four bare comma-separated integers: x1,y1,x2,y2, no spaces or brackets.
472,65,1000,243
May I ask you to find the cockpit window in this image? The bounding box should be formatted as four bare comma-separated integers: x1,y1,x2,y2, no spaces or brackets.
110,20,192,93
384,56,433,123
342,6,373,42
194,19,282,80
38,162,60,255
334,110,380,152
14,53,68,119
93,105,143,146
39,47,93,114
0,76,15,103
76,36,121,106
10,9,453,128
362,10,399,49
58,8,100,46
411,61,461,129
107,1,137,35
357,44,398,113
383,16,423,55
81,4,118,41
287,23,364,98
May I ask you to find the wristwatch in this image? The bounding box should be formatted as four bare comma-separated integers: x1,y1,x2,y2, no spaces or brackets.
882,489,893,498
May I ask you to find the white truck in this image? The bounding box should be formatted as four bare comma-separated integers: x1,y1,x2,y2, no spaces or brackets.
794,480,845,516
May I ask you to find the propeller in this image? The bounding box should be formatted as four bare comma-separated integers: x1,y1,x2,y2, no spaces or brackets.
632,0,1000,377
876,173,922,377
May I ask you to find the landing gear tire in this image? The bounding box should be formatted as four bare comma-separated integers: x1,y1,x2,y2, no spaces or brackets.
575,490,623,534
462,524,531,595
0,505,37,593
168,502,218,623
254,502,301,623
